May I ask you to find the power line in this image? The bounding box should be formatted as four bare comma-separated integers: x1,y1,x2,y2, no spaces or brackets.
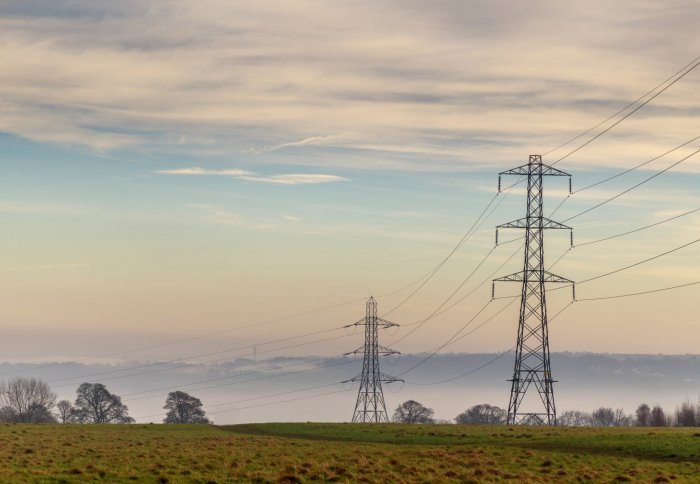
543,55,700,158
41,138,693,385
134,382,345,421
207,389,348,416
389,247,495,342
396,299,493,377
45,246,515,392
576,207,700,247
146,149,700,414
49,332,353,388
574,135,700,194
393,214,574,378
130,261,700,419
563,147,700,223
125,296,522,405
388,242,523,346
129,300,568,417
552,58,700,164
547,234,700,297
381,177,525,318
577,280,700,302
0,298,365,377
533,141,700,272
120,353,348,398
448,297,519,346
127,357,355,402
127,298,521,406
396,297,515,377
7,191,508,377
381,192,500,317
577,236,700,286
405,301,574,385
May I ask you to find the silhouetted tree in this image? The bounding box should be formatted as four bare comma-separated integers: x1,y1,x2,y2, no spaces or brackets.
393,400,434,424
163,391,210,424
455,404,506,425
635,403,651,426
674,401,697,427
613,408,632,427
650,406,668,427
56,400,76,424
0,377,57,423
558,410,590,427
590,407,615,427
74,383,134,423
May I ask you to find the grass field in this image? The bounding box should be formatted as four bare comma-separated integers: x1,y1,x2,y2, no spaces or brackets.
0,423,698,482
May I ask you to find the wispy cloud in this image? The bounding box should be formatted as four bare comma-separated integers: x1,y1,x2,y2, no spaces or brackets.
256,134,350,154
0,1,696,172
157,167,348,185
237,174,348,185
155,167,251,176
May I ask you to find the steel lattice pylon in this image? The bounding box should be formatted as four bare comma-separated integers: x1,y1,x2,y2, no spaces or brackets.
493,155,574,426
343,297,402,423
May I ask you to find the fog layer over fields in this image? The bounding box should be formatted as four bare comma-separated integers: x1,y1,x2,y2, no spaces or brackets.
2,352,698,424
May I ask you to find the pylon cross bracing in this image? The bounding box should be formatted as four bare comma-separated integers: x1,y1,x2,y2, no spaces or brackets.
493,155,574,426
343,297,402,423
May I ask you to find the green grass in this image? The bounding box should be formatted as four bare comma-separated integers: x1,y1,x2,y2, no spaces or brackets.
0,423,698,482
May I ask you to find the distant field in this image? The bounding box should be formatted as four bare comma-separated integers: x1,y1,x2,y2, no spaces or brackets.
0,423,698,482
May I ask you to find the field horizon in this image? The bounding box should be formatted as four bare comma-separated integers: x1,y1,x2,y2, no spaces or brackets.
0,422,697,482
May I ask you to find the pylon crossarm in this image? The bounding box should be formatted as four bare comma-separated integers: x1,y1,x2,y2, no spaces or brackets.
380,373,403,383
499,163,570,178
493,271,524,282
493,270,573,284
344,346,365,356
542,271,573,284
343,318,366,329
496,217,571,231
377,317,399,328
377,345,400,356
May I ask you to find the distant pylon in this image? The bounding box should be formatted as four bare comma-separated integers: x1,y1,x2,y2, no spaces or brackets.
343,297,402,423
493,155,574,426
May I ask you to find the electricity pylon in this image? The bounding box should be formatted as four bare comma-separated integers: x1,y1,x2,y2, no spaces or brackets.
493,155,574,426
343,297,402,423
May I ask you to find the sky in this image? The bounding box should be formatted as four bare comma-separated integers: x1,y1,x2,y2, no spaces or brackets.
1,0,700,378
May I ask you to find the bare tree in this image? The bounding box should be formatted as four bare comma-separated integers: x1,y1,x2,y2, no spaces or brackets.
674,401,697,427
613,408,632,427
74,383,134,424
558,410,591,427
590,407,616,427
393,400,434,424
635,404,651,426
56,400,76,424
650,406,668,427
163,391,210,424
455,404,506,425
0,377,57,423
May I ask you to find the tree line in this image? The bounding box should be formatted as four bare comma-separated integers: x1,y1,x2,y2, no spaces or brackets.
392,399,700,427
0,377,211,424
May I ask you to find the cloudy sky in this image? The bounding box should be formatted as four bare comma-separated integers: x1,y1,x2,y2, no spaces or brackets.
0,0,699,381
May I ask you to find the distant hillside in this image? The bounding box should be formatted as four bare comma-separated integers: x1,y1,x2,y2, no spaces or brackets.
1,352,698,424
